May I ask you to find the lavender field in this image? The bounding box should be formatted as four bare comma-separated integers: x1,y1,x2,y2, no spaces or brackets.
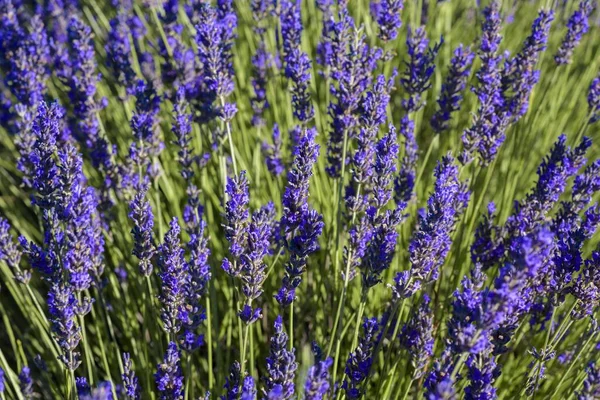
0,0,600,399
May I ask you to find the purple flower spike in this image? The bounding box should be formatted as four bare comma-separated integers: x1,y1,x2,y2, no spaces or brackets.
0,217,28,283
106,12,136,92
285,48,315,123
588,74,600,124
238,304,262,325
324,13,382,178
359,205,406,290
460,0,507,166
4,16,50,109
372,127,399,209
390,270,421,300
555,0,594,65
0,366,5,394
371,0,404,42
395,116,418,204
129,183,156,277
223,171,250,262
505,134,591,240
239,202,275,322
400,26,443,112
572,246,600,319
304,357,333,400
464,354,498,400
48,283,82,371
122,353,141,400
155,342,184,400
194,1,237,123
129,79,163,182
221,361,242,400
251,41,273,127
409,154,470,284
400,295,434,378
277,129,323,305
471,202,504,271
501,9,554,120
342,317,380,399
172,86,195,182
280,0,302,61
262,124,285,176
60,17,114,174
264,315,297,399
157,218,189,334
19,366,33,399
241,376,257,400
423,353,456,400
576,362,600,399
431,44,475,133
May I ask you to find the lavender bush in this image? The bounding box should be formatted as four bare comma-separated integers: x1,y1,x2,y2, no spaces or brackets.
0,0,599,399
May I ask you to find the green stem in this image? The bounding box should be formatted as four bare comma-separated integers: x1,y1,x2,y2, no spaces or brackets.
552,332,597,398
414,135,439,189
351,298,367,349
289,302,294,351
206,295,214,390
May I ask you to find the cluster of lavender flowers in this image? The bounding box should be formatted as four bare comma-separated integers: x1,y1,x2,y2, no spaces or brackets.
0,0,599,399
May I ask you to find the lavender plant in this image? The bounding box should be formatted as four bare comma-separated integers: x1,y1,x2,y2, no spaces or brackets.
0,1,599,399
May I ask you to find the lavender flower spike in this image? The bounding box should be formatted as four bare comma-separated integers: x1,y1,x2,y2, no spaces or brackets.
280,0,302,61
400,295,434,378
342,317,380,399
264,315,297,399
194,1,237,123
408,153,470,284
304,358,333,400
460,0,506,166
223,171,250,267
48,283,82,371
221,361,242,400
588,74,600,124
129,183,156,277
372,127,399,209
155,342,184,400
394,116,418,204
262,124,285,176
431,44,475,133
400,26,443,112
371,0,404,42
251,41,272,127
19,366,33,399
172,86,195,182
122,353,141,400
555,0,594,65
286,48,315,123
238,203,275,324
60,17,112,171
106,12,136,92
577,362,600,399
241,376,257,400
0,217,28,283
502,9,554,120
276,128,324,305
157,218,189,334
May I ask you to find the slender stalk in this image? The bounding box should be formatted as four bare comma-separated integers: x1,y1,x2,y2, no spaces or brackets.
77,293,94,385
185,354,192,400
414,135,439,189
206,295,214,390
220,96,238,176
289,302,294,351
